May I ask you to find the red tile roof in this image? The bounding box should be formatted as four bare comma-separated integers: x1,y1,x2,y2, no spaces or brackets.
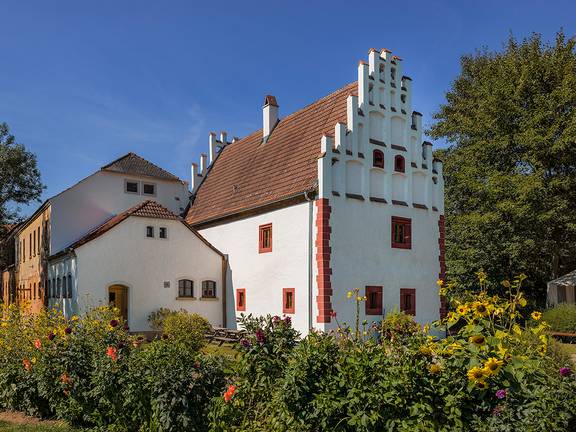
186,82,356,226
101,152,183,182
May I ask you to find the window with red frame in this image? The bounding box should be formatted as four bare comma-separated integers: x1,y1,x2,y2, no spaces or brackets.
259,224,272,253
394,155,405,173
391,216,411,249
282,288,295,314
365,286,383,315
400,288,416,315
236,288,246,311
372,149,384,168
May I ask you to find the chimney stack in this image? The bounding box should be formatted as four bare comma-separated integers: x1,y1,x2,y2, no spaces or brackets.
262,95,279,142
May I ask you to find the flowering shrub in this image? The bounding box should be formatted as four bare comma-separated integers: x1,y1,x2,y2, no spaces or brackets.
0,303,227,431
210,275,576,431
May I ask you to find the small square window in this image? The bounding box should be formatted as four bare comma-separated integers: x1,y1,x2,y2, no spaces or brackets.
126,181,139,194
159,227,167,239
259,224,272,253
400,288,416,315
236,288,246,311
283,288,295,314
143,183,156,195
146,226,154,238
365,286,383,315
391,216,411,249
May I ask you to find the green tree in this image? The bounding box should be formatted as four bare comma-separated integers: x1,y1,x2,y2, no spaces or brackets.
0,122,44,229
429,31,576,302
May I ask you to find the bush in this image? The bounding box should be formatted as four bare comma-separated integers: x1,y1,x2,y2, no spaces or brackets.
210,275,576,431
543,303,576,333
148,307,179,331
162,311,212,350
0,303,227,431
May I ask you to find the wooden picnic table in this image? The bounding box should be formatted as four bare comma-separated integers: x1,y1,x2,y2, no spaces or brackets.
205,327,247,346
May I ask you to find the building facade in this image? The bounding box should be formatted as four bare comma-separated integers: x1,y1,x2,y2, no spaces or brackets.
186,48,445,334
47,201,226,331
5,153,190,312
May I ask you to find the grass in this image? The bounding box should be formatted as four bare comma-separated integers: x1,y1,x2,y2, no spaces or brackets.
202,342,240,360
0,420,76,431
560,342,576,356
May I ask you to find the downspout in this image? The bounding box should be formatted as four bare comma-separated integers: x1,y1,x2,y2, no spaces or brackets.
304,190,315,331
221,255,228,328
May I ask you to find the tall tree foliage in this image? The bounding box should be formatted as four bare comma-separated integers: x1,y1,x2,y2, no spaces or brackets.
429,31,576,302
0,122,44,229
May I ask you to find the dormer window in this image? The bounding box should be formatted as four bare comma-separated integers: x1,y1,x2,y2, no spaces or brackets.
373,150,384,169
391,67,396,81
394,155,405,173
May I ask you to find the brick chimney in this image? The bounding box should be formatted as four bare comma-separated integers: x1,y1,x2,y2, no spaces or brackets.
262,95,279,142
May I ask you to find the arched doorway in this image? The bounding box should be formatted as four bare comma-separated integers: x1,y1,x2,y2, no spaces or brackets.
108,284,128,322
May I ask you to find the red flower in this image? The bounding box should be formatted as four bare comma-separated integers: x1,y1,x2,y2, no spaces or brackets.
329,310,337,318
22,358,32,371
106,346,118,361
34,339,42,350
223,384,236,402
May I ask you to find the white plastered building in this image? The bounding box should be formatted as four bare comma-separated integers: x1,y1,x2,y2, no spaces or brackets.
47,201,227,331
186,48,446,335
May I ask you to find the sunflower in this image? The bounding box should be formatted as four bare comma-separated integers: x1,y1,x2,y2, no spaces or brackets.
537,344,547,356
467,366,487,381
475,380,489,390
456,305,469,315
469,335,486,347
473,302,491,318
436,279,444,287
531,311,542,321
483,357,504,376
428,363,442,374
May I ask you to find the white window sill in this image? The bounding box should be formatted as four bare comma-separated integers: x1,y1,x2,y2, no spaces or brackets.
199,297,219,301
176,296,196,300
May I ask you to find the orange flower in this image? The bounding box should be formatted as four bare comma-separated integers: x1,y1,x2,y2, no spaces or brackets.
60,373,72,385
106,346,118,361
22,358,32,371
34,339,42,350
224,384,237,402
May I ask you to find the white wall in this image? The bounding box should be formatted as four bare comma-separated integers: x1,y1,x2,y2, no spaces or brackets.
73,217,223,331
327,198,441,329
199,202,313,335
50,171,189,254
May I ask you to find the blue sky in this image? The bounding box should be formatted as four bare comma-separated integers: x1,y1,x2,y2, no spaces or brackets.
1,0,574,216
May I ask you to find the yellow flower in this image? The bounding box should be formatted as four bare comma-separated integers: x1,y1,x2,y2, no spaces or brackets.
436,279,444,287
501,280,511,288
483,357,503,376
467,366,487,381
537,344,547,356
539,334,548,345
518,297,527,307
531,311,542,321
473,301,491,318
347,291,353,299
71,315,79,322
419,345,433,356
469,335,486,347
443,342,463,355
512,324,522,336
475,380,489,390
456,305,468,315
0,322,7,328
429,363,442,374
446,312,459,324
